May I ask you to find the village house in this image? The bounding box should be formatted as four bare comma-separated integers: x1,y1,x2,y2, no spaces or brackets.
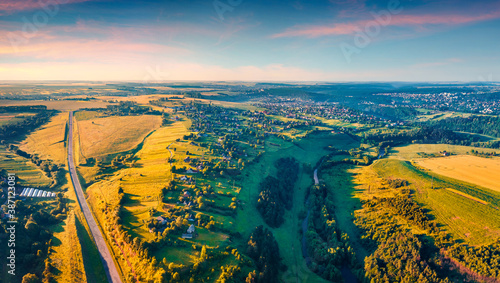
156,216,168,225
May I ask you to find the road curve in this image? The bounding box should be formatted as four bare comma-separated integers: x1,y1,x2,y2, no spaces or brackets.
67,111,122,283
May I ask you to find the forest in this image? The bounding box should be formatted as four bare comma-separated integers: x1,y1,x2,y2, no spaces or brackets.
256,157,299,227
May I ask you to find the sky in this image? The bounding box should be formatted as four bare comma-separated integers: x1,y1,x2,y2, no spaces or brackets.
0,0,499,82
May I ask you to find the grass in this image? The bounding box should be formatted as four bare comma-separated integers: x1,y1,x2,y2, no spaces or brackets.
321,165,369,263
74,110,106,121
153,245,196,264
18,112,68,165
74,210,109,283
371,159,500,245
234,132,359,283
415,155,500,192
445,188,488,205
49,211,88,283
317,117,366,129
76,114,162,160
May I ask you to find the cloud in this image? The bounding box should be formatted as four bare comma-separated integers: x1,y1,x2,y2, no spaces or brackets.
0,38,189,62
0,0,92,15
271,10,500,38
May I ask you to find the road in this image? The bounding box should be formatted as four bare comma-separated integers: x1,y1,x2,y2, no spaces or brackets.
67,112,122,283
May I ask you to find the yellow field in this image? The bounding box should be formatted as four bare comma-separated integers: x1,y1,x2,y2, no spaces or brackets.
76,115,162,160
19,112,68,165
0,100,110,111
416,155,500,192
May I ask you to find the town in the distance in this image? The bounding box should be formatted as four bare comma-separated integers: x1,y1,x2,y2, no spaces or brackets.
1,81,499,283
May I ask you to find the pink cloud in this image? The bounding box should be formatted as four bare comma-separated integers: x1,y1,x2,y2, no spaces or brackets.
271,10,500,38
0,37,189,62
0,0,92,15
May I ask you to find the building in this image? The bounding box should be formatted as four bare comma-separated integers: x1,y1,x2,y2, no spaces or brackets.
187,224,195,234
181,234,193,239
156,216,168,225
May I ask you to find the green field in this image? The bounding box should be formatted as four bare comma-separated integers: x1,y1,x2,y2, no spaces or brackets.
0,112,36,126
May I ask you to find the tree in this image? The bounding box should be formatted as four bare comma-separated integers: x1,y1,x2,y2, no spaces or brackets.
172,272,180,281
200,245,207,260
22,274,39,283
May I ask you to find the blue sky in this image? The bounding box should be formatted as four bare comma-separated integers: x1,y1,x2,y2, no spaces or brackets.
1,0,499,81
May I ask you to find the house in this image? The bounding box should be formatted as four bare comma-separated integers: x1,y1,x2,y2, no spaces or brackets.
180,176,188,181
184,156,191,162
181,233,193,239
183,191,191,197
187,224,195,234
186,169,198,174
156,216,168,225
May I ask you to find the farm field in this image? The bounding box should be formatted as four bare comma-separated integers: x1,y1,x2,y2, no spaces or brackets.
75,114,162,160
390,143,499,160
18,112,68,165
0,99,110,110
0,144,51,186
372,159,500,245
0,112,36,126
416,155,500,192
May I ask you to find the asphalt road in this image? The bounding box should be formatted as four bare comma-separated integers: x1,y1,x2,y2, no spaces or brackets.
67,111,122,283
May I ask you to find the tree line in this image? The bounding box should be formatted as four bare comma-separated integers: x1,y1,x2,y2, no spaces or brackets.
425,115,500,138
0,110,56,140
